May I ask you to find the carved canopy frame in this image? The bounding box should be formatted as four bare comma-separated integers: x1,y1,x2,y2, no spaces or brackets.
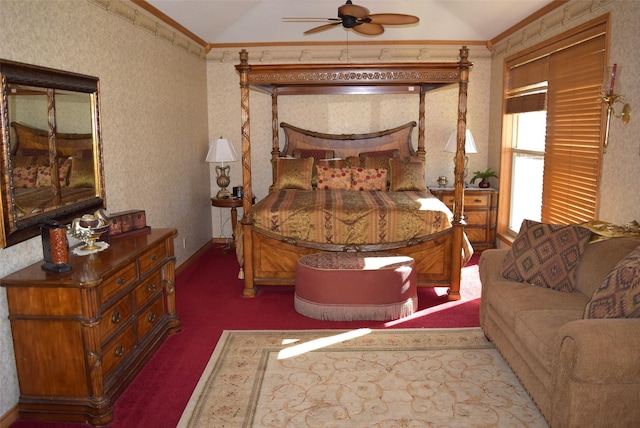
235,46,472,298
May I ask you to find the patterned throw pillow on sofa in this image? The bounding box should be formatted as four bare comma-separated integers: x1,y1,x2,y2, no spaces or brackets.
500,219,591,292
584,245,640,318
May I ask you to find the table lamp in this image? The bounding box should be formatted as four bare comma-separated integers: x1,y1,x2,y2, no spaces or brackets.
444,129,477,187
206,137,238,198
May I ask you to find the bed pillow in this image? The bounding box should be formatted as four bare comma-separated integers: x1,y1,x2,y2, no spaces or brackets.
584,245,640,319
388,157,426,191
294,149,335,160
501,219,591,292
316,166,351,190
274,157,314,190
68,157,96,188
12,165,37,188
360,149,400,171
351,167,387,191
36,159,72,188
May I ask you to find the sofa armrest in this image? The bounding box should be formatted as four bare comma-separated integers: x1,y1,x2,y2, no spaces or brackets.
478,249,509,286
554,318,640,382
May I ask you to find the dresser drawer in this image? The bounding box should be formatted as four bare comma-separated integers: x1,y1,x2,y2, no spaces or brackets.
138,243,166,275
102,263,137,302
133,270,162,309
466,228,488,243
99,294,133,342
465,210,488,226
464,193,489,207
102,324,136,378
136,296,165,340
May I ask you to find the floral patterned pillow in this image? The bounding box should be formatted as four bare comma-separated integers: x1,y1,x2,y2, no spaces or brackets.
351,167,387,191
12,165,37,188
316,166,351,190
36,159,72,188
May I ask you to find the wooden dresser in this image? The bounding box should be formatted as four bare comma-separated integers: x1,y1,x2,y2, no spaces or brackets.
429,187,498,252
0,228,181,425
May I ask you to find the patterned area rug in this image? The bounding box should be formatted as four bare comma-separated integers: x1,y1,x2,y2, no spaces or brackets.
178,328,547,427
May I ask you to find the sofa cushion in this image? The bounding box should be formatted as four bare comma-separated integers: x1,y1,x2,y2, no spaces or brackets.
515,310,584,373
584,245,640,319
501,220,591,292
574,237,640,298
486,278,589,330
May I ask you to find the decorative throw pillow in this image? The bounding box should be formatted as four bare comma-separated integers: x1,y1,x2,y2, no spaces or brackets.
274,157,314,190
501,219,591,292
360,149,400,171
351,167,387,191
12,165,37,188
316,166,351,190
388,157,426,191
68,157,96,188
584,245,640,318
36,159,72,188
294,149,335,160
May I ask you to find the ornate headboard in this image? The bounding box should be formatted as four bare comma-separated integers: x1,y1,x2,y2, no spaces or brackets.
280,121,418,159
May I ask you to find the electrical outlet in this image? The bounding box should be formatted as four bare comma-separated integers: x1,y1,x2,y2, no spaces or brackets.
182,237,187,249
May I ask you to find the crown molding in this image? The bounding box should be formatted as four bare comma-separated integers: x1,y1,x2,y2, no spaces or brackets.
88,0,207,59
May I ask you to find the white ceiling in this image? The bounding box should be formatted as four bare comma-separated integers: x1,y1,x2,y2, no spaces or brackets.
146,0,555,45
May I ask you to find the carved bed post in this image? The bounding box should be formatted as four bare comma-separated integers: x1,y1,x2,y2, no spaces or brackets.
417,87,426,160
449,45,471,300
237,49,256,297
271,91,279,186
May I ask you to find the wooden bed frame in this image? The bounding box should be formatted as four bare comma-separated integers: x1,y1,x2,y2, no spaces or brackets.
235,46,472,300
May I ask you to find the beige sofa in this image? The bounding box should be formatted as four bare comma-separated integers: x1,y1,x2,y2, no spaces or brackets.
479,236,640,427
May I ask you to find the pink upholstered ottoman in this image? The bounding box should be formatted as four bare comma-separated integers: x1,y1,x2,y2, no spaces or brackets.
294,252,417,321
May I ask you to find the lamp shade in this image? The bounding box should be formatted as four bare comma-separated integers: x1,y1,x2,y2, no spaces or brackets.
205,138,238,163
444,129,478,154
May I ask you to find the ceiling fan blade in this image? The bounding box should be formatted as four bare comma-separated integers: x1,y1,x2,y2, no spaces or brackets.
368,14,419,25
339,3,369,19
283,18,341,22
353,22,384,36
304,22,342,35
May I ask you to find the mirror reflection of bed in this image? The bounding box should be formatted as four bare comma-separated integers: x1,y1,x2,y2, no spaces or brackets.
235,46,473,300
10,121,96,219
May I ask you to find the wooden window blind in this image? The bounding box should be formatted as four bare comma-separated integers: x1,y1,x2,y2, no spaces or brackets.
503,17,607,227
542,31,605,224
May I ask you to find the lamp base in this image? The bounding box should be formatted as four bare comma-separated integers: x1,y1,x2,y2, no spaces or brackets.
217,188,232,199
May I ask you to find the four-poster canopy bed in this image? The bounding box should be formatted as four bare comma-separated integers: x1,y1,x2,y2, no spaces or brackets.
235,46,473,300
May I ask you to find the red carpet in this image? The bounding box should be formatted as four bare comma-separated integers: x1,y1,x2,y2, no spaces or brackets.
10,245,481,428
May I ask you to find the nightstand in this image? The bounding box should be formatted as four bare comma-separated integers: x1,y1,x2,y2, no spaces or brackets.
429,187,498,252
211,197,243,247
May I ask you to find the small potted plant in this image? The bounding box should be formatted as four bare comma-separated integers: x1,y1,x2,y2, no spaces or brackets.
470,168,498,188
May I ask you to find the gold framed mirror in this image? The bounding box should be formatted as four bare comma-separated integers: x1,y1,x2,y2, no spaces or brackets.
0,60,105,248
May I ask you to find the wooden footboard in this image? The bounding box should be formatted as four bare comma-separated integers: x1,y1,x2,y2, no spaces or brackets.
243,225,457,298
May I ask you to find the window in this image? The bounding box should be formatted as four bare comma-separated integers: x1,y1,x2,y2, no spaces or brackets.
499,16,608,238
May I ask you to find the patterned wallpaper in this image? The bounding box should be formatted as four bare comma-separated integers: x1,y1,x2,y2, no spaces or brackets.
0,0,209,415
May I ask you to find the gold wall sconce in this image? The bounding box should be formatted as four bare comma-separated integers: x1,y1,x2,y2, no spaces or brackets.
601,64,631,153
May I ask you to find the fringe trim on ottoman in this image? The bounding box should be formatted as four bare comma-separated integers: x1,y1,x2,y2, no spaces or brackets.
294,294,418,321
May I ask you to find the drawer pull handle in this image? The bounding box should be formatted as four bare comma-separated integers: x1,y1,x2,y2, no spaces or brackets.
150,254,158,261
147,282,157,293
111,311,122,324
117,277,125,286
114,345,125,357
474,199,482,203
148,312,157,323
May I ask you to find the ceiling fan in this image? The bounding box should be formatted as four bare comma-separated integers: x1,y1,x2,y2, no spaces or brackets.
284,0,419,36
